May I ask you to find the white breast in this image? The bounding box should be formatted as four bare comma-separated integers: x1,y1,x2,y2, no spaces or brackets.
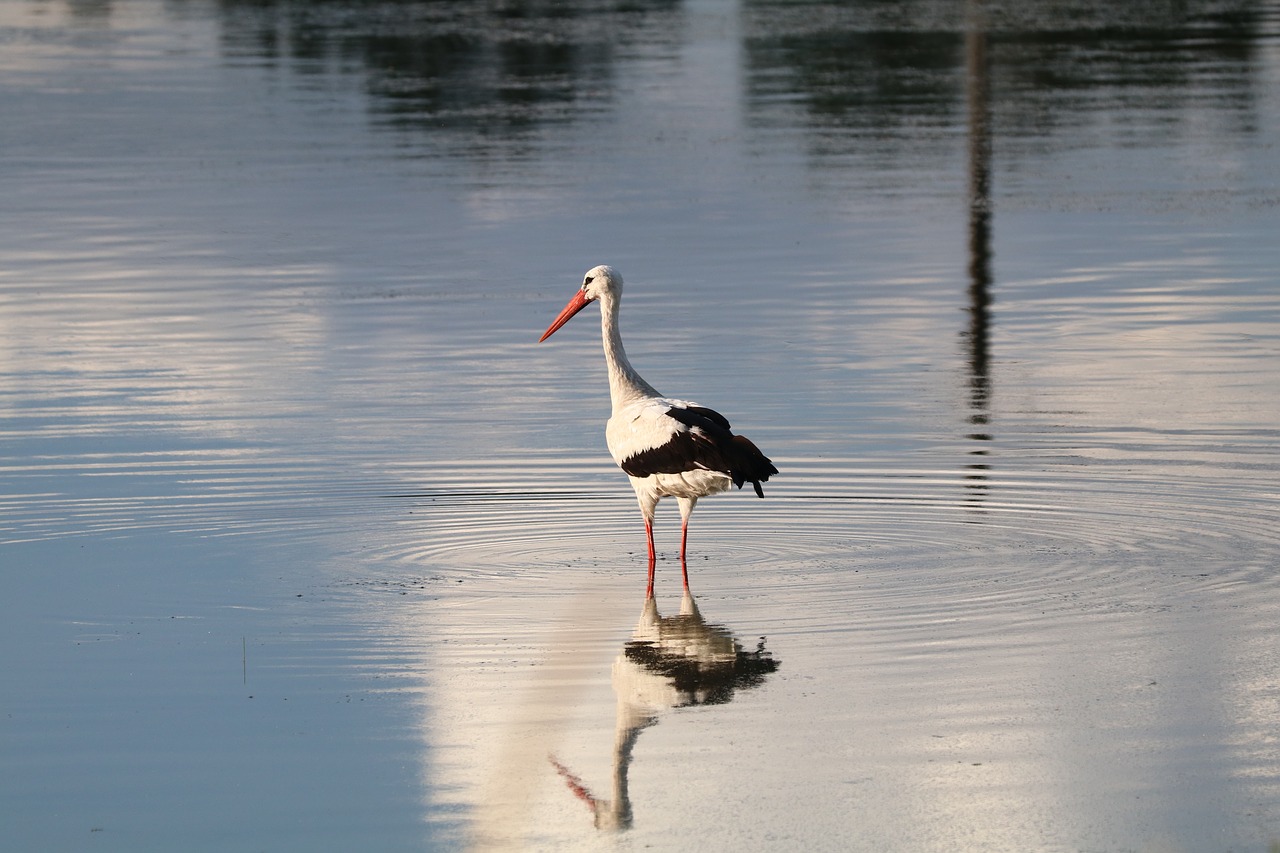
605,397,702,466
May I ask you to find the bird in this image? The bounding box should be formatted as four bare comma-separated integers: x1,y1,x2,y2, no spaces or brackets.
539,265,777,595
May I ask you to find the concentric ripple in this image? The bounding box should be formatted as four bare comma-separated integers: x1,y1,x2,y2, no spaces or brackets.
7,435,1275,618
341,446,1280,622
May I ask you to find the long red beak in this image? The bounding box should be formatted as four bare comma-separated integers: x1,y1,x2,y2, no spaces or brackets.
539,290,592,342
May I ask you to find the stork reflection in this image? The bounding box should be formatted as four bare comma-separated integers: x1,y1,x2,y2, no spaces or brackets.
550,591,780,831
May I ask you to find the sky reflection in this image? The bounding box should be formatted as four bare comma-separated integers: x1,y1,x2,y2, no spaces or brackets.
1,1,1279,850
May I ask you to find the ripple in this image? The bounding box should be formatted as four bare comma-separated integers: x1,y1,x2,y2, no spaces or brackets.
5,440,1278,631
337,450,1280,627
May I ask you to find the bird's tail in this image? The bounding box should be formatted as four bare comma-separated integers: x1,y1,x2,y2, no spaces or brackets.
728,434,778,497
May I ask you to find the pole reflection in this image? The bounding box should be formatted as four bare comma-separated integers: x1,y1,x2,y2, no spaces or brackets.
963,0,994,512
550,591,779,831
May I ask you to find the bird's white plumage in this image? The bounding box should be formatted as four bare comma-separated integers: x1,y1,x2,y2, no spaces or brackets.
606,398,732,513
606,397,708,461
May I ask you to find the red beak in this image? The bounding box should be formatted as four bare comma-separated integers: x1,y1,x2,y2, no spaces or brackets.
539,290,592,342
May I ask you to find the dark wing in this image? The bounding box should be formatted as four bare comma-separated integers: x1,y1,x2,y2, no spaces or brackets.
679,405,732,432
620,404,778,497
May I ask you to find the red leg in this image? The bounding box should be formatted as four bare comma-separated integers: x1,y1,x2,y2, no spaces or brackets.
645,517,656,599
680,516,690,590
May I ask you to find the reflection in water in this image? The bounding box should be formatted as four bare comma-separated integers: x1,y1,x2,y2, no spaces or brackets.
963,1,993,510
5,2,1280,850
550,592,779,831
214,0,683,157
744,1,1273,152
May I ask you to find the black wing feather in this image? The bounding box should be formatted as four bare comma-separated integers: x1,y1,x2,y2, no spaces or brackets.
620,405,778,496
677,405,733,432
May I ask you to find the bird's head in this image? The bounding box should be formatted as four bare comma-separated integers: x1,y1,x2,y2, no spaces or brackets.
539,265,621,342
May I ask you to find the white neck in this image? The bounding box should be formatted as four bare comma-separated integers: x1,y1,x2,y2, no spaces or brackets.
599,292,660,412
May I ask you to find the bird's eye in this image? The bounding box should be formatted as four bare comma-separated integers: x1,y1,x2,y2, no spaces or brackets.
584,276,594,286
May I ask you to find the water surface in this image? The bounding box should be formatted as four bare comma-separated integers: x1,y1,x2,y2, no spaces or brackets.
2,1,1279,850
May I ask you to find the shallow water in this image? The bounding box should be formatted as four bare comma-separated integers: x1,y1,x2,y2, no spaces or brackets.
2,1,1280,850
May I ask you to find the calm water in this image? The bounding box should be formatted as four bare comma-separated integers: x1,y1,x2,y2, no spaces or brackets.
3,1,1280,850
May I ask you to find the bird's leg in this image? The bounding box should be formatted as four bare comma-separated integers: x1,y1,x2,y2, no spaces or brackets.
644,517,656,599
676,497,697,591
679,516,690,591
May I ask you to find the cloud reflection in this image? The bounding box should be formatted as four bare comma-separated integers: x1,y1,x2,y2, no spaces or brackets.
550,591,779,832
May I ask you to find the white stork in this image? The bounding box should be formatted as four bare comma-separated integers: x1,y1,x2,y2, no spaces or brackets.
539,265,777,594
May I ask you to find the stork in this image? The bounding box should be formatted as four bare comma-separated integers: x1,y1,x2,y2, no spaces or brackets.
539,265,777,595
